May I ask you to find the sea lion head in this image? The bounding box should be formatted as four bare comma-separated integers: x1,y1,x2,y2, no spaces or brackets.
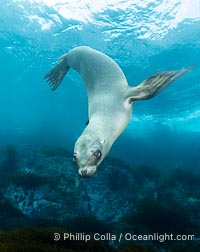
73,132,108,178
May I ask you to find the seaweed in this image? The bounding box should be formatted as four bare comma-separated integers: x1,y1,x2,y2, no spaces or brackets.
168,168,200,192
123,198,194,234
0,145,18,188
131,165,160,186
0,227,115,252
3,145,18,171
0,197,28,230
0,198,23,217
171,240,200,252
106,157,130,169
40,145,71,158
107,168,131,191
69,216,111,235
10,172,55,190
118,243,155,252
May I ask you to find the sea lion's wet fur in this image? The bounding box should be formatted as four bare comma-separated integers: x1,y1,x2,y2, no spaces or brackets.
44,46,193,177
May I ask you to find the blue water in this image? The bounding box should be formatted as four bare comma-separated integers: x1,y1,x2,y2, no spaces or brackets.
0,0,200,165
1,2,200,250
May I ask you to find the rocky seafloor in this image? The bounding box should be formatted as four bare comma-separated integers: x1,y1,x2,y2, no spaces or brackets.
0,144,199,251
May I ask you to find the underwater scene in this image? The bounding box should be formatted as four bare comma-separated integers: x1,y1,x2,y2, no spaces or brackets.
0,0,200,251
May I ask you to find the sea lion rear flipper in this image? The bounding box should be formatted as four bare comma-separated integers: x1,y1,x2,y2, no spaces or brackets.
44,56,70,91
127,66,194,102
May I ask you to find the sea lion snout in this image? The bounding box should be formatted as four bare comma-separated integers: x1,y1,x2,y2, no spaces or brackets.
73,133,106,177
74,151,100,178
78,166,97,178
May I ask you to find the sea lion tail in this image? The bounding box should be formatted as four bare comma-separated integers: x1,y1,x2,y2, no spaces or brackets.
44,55,70,91
126,65,194,102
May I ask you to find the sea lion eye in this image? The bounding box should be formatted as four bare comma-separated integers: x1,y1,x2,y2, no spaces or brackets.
93,150,101,159
73,154,78,165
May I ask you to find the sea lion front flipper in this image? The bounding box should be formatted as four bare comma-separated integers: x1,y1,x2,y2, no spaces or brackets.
127,66,193,102
44,56,70,91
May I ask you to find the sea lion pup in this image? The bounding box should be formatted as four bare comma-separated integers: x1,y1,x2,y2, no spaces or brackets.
44,46,192,178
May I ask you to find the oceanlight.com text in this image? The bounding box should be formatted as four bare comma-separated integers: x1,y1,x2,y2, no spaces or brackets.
54,232,195,243
124,233,195,242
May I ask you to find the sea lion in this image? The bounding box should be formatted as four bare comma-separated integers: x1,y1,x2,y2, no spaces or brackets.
44,46,192,178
